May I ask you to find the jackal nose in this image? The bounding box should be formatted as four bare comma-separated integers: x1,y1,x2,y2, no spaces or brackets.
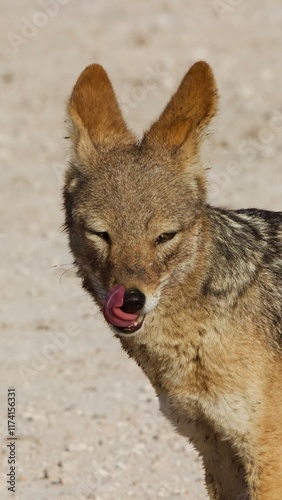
121,288,145,314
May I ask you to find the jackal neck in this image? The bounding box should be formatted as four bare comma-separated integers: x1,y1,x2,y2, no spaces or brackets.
202,205,267,304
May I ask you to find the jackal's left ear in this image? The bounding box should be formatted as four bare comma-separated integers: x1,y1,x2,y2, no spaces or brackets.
68,64,136,165
142,61,218,158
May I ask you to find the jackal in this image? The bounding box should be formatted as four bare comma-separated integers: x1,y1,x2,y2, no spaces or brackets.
63,61,282,499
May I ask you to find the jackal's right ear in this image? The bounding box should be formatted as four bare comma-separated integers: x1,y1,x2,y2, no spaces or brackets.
142,61,218,159
67,64,136,166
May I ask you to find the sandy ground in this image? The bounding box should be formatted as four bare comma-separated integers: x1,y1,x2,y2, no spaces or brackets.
0,1,282,499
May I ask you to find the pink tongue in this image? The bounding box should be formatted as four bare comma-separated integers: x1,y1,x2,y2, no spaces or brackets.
103,285,138,328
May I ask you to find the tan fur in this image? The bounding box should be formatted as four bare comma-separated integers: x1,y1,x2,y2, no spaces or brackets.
143,61,218,152
68,64,136,165
64,61,282,499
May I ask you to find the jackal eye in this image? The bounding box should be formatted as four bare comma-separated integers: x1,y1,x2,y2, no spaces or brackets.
85,229,110,243
156,232,177,245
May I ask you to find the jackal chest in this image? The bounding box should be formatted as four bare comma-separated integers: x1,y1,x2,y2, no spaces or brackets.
121,328,260,443
157,387,253,446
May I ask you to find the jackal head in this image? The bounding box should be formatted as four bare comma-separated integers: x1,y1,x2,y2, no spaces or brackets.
64,61,218,336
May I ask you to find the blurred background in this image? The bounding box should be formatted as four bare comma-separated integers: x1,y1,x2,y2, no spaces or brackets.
0,1,282,498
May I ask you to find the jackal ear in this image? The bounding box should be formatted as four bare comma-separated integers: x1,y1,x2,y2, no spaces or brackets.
67,64,136,164
142,61,218,157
